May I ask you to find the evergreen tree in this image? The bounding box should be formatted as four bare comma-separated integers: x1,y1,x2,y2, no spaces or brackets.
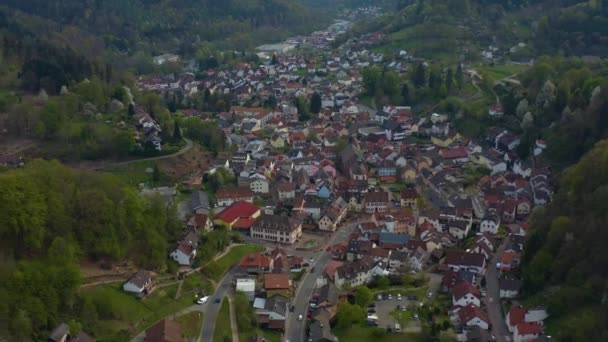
152,164,161,184
413,63,426,88
128,103,135,117
173,121,182,142
271,54,278,65
310,92,322,114
401,83,411,105
456,63,464,89
446,68,454,92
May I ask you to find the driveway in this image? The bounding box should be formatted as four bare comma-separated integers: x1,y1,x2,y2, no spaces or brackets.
484,240,511,342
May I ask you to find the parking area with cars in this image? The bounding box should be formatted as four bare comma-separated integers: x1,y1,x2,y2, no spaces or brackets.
367,292,425,333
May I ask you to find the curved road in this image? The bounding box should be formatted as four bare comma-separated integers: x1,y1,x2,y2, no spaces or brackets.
199,266,241,342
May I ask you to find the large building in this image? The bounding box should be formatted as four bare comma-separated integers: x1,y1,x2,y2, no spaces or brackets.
250,215,302,244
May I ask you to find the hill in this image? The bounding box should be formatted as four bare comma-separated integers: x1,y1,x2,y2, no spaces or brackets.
521,139,608,341
353,0,608,62
0,0,329,54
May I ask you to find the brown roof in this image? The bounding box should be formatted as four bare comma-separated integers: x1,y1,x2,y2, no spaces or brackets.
146,319,181,342
364,191,390,203
264,273,290,290
216,186,254,200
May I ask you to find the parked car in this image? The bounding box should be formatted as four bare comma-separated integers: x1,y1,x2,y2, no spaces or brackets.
387,294,393,300
197,296,209,304
298,315,303,321
413,313,419,320
214,298,221,304
407,294,417,301
397,293,402,301
368,303,376,308
377,294,383,301
427,291,433,299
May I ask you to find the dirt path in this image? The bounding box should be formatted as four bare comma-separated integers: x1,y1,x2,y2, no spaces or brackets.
228,296,240,342
94,138,193,171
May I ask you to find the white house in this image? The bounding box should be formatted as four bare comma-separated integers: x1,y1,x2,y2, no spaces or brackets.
480,211,500,235
513,322,542,342
250,178,270,194
452,281,481,307
170,243,196,266
122,270,155,297
458,304,489,330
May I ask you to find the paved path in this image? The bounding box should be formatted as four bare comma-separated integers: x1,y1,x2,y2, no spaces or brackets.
199,267,241,342
485,239,511,342
229,296,240,342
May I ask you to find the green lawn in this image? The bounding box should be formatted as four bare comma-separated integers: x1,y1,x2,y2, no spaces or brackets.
105,160,170,186
81,282,194,340
182,271,214,295
478,64,529,82
335,324,426,342
176,311,204,340
372,286,429,300
213,297,232,342
204,245,265,282
240,328,281,342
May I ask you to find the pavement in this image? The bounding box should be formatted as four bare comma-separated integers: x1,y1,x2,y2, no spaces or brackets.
284,221,361,342
484,239,511,342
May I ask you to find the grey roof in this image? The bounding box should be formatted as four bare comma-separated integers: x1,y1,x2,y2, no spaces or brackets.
48,323,69,342
190,191,211,212
265,295,289,317
308,319,338,342
316,283,338,306
379,232,411,246
126,270,152,288
499,277,522,292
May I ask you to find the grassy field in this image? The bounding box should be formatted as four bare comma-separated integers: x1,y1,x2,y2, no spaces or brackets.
213,297,232,342
478,64,529,81
105,160,167,186
81,282,193,340
204,244,265,282
176,311,204,341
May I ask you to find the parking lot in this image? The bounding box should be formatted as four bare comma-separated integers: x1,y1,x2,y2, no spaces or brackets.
367,293,424,333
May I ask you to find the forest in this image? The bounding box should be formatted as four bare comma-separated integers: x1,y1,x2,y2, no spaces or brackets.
521,139,608,341
0,159,185,340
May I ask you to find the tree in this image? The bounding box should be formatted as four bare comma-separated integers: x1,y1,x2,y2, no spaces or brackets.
128,103,135,117
172,121,182,142
296,96,311,121
354,286,373,307
11,310,32,341
413,63,426,88
152,164,161,184
401,83,411,105
377,275,390,289
446,68,454,92
335,302,365,329
455,63,463,89
271,54,278,65
310,92,322,114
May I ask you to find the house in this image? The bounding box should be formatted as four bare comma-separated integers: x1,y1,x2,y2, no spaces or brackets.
499,277,522,299
318,206,347,232
240,252,274,274
447,219,472,240
255,295,290,330
400,187,418,207
235,278,256,301
169,230,198,266
250,178,270,194
145,319,181,342
452,280,481,307
507,306,528,333
480,211,501,235
457,304,490,330
489,103,504,117
123,270,156,297
270,135,285,148
308,319,338,342
364,191,390,213
215,187,255,207
250,215,302,244
378,159,397,182
513,322,542,342
388,250,409,271
277,182,296,200
213,201,261,231
264,273,292,298
187,213,213,232
499,250,521,273
379,232,410,250
408,247,430,271
445,251,486,275
48,323,94,342
189,191,212,214
334,256,375,289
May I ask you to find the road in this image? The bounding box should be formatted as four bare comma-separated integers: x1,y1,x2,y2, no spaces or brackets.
484,239,511,342
284,221,359,342
199,266,241,342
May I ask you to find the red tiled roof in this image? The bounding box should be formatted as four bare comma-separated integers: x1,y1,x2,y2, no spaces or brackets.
264,274,290,290
216,187,254,200
240,252,272,269
458,304,489,325
452,280,480,301
516,322,542,335
214,201,260,224
508,306,527,327
146,319,181,342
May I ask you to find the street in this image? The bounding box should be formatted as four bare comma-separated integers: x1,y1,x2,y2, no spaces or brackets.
198,267,240,342
284,220,360,342
484,240,511,342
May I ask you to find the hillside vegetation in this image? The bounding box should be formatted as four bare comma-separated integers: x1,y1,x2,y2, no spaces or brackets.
522,139,608,341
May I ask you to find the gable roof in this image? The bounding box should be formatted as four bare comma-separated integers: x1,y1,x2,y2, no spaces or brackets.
146,319,181,342
215,201,260,223
126,270,152,289
446,251,485,268
458,304,489,324
452,280,480,301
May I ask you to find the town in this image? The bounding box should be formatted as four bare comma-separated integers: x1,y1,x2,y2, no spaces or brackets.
70,10,555,342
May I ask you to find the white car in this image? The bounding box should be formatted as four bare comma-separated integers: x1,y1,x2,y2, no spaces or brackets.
197,296,209,304
298,314,303,321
